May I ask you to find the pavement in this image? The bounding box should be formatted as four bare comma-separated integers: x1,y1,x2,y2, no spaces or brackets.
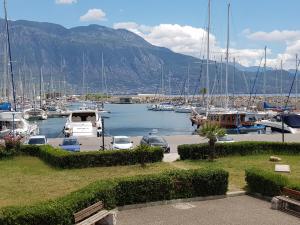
117,195,300,225
48,133,300,162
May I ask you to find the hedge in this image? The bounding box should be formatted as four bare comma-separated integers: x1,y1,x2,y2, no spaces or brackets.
178,141,300,160
18,145,163,168
245,168,289,197
0,168,228,225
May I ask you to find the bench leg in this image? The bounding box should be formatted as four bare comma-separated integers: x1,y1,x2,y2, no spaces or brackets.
95,211,117,225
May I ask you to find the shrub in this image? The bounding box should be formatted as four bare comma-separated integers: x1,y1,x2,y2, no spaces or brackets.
245,168,289,197
0,168,228,225
19,145,163,169
178,141,300,160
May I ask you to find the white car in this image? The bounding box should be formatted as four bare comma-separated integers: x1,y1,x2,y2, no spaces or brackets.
216,135,234,143
111,136,133,150
27,135,47,145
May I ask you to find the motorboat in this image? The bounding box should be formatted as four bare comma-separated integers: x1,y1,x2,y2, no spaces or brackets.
174,105,192,113
63,110,102,137
256,114,300,134
23,108,48,120
0,111,39,138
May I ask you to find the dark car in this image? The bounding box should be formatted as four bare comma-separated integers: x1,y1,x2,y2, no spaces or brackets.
140,135,170,153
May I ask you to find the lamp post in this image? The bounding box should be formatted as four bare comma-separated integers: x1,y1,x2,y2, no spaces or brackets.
101,117,105,150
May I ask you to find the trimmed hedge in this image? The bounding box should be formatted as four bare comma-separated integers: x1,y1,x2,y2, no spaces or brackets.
0,168,228,225
178,141,300,160
19,145,163,168
245,168,289,196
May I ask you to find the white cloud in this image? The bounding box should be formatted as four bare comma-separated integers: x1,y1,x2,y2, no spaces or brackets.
245,29,300,43
80,9,106,22
114,22,267,68
55,0,77,4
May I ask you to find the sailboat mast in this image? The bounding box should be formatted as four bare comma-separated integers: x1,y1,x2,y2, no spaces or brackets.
187,63,190,101
82,53,85,96
263,46,267,99
4,0,16,111
40,66,42,108
225,3,230,110
206,0,211,113
280,60,283,98
296,54,298,104
161,64,164,96
101,52,104,94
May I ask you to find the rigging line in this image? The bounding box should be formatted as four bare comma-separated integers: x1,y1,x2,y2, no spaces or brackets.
247,57,263,108
284,58,300,109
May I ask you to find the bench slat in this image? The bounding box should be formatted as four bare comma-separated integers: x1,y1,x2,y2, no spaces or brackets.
282,187,300,200
277,196,300,206
74,201,104,223
75,210,109,225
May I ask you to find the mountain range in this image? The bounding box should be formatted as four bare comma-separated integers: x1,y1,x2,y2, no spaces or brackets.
0,19,298,95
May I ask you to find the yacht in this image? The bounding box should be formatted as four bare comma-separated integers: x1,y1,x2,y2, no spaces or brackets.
23,108,48,120
257,114,300,134
63,110,102,137
0,111,39,138
174,105,192,113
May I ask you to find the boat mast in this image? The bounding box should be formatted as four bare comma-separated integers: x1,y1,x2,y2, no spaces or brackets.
296,54,298,104
187,63,190,102
101,52,104,95
225,2,230,110
82,53,85,97
206,0,211,114
4,0,16,111
263,46,267,100
161,63,164,96
39,66,42,108
280,60,283,99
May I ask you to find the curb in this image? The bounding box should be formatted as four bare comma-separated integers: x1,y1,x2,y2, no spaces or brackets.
117,191,246,211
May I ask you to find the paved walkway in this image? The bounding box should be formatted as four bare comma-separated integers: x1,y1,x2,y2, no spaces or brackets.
117,196,299,225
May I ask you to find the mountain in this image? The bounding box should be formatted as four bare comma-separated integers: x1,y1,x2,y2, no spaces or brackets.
0,19,297,95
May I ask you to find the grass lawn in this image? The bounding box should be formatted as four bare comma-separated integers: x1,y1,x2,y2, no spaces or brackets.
1,154,299,209
173,154,300,191
0,156,173,208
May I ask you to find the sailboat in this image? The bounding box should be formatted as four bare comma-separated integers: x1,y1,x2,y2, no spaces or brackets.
190,2,266,134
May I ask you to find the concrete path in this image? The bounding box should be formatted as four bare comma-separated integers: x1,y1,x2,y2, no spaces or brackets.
117,195,300,225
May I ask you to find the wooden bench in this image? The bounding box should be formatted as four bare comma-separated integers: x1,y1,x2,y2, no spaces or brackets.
273,187,300,217
74,201,116,225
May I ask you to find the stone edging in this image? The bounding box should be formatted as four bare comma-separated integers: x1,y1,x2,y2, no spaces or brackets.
117,191,246,211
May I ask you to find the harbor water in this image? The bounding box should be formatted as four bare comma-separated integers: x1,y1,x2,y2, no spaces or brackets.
37,104,195,138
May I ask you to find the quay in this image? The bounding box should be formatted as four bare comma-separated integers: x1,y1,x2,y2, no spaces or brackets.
48,133,300,162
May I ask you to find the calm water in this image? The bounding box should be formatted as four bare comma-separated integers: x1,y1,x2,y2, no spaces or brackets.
37,104,195,138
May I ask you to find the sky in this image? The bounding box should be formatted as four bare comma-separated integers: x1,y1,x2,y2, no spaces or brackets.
4,0,300,69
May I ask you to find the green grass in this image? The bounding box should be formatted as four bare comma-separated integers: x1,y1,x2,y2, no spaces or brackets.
0,156,173,208
1,154,300,209
173,154,300,191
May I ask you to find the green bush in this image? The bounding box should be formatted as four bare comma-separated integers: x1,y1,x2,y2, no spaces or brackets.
0,168,228,225
19,145,163,168
178,141,300,160
245,168,289,197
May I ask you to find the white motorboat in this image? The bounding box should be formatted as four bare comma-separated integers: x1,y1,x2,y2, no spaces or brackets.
174,105,192,113
23,108,48,120
0,111,39,137
257,114,300,134
64,110,102,137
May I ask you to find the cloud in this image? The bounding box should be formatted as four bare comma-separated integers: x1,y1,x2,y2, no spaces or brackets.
80,9,106,22
114,22,267,68
55,0,77,4
245,29,300,43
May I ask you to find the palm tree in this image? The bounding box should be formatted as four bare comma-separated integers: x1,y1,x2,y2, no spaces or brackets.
198,122,226,161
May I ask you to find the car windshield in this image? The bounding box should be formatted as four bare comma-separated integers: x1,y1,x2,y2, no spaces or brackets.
63,139,78,145
28,138,45,145
114,137,130,144
148,137,165,144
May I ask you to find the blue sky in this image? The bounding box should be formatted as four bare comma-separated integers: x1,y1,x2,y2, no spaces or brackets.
4,0,300,68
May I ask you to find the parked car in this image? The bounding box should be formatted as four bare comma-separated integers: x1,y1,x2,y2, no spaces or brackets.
216,135,234,143
111,136,133,150
140,135,170,153
27,135,47,145
59,137,81,152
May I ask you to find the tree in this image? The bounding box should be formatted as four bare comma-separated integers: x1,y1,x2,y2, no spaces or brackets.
198,122,226,161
